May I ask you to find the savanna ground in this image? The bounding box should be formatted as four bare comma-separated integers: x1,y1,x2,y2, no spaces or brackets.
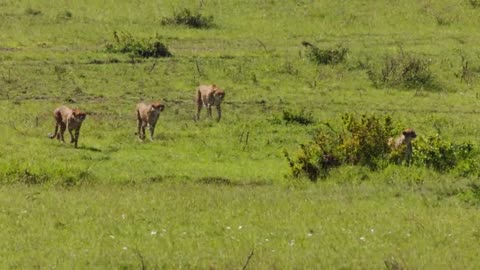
1,0,480,268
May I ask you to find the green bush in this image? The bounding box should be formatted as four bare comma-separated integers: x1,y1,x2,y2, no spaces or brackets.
284,132,341,181
161,8,214,29
285,114,479,182
9,169,50,185
413,134,476,173
340,114,395,169
285,114,395,181
301,41,348,65
460,182,480,205
468,0,480,8
106,31,172,58
368,52,434,89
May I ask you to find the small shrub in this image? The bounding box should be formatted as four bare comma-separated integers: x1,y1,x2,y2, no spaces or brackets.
301,41,348,65
459,182,480,205
413,134,476,173
278,60,299,75
161,8,214,29
469,0,480,8
434,13,454,26
368,53,434,89
106,31,172,58
284,132,341,181
62,170,94,187
197,177,232,185
455,56,477,84
286,114,480,182
57,10,73,20
25,8,42,16
280,108,314,125
340,114,395,169
285,114,395,181
6,168,49,185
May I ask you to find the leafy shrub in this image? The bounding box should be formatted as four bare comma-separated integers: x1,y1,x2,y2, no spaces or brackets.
368,52,434,89
106,31,172,58
284,114,395,181
301,41,348,65
340,114,395,169
284,140,339,181
161,8,214,29
413,135,476,173
285,114,479,182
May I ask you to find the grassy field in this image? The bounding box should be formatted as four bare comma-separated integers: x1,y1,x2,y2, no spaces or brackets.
1,0,480,268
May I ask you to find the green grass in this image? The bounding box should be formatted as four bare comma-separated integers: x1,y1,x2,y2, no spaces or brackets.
1,179,480,269
1,0,480,268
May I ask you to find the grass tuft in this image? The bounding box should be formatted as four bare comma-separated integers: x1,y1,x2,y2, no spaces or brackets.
301,41,348,65
161,8,214,28
106,31,172,58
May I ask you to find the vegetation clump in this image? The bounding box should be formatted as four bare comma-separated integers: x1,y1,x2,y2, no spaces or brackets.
106,31,172,58
301,41,348,65
285,114,395,181
161,8,214,29
469,0,480,8
459,182,480,205
368,52,434,89
285,114,478,181
276,108,315,125
25,8,42,16
414,135,477,174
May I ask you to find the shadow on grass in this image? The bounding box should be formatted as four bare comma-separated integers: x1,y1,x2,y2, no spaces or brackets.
77,145,102,152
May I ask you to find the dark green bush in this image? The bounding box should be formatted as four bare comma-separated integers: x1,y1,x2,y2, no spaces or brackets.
301,41,348,65
161,8,214,29
106,31,172,58
368,53,434,89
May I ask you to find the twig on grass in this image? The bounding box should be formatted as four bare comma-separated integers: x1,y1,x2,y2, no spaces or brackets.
195,59,203,77
148,60,158,73
242,131,250,151
241,250,254,270
256,39,268,53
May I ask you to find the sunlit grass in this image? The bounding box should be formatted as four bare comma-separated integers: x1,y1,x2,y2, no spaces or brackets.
1,0,480,268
